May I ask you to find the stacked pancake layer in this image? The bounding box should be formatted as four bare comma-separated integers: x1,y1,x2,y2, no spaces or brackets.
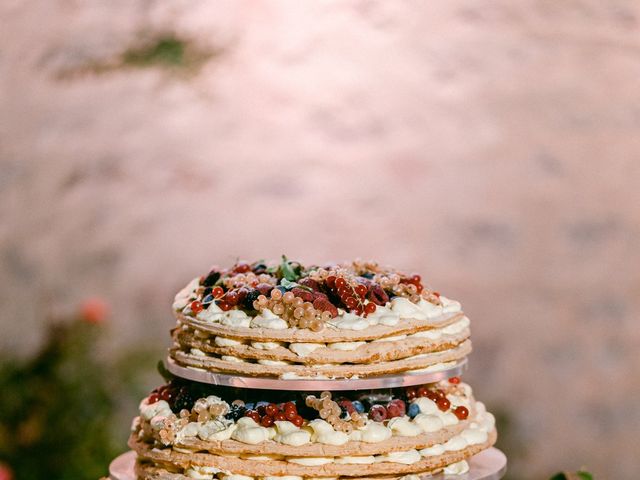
129,380,496,480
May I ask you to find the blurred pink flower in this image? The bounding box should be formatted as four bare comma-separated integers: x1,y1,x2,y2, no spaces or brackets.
79,297,110,324
0,463,13,480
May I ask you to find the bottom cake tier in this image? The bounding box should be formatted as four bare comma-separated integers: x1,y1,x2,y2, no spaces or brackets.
129,377,497,479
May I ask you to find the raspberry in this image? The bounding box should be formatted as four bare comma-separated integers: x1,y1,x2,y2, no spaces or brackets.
369,405,387,422
292,287,315,302
386,399,406,418
367,285,389,305
312,298,338,317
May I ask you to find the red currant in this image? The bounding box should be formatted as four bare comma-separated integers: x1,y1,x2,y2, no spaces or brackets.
274,412,287,422
411,274,421,283
336,277,347,289
435,389,446,399
326,276,337,288
291,415,304,427
355,284,368,298
285,409,298,421
417,386,429,397
454,406,469,420
436,397,451,412
234,262,251,273
337,287,348,298
433,291,440,297
345,296,358,309
211,286,224,298
338,400,355,414
283,402,297,413
364,303,377,315
449,377,461,384
217,301,232,311
260,416,274,427
416,284,423,293
406,387,417,400
225,291,239,306
190,300,203,314
266,403,279,417
369,404,387,422
245,410,261,423
148,393,160,404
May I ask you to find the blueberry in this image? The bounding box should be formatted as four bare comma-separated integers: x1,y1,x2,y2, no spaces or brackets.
352,400,365,413
245,402,255,410
276,286,287,294
408,403,420,418
256,401,269,408
202,294,214,305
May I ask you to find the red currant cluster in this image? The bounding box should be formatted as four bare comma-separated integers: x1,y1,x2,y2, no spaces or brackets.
405,379,469,421
326,276,377,317
244,402,304,428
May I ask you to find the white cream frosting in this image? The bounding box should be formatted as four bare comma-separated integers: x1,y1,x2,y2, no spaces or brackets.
231,418,273,444
174,277,200,311
221,475,254,480
190,348,206,356
307,420,349,446
286,457,334,466
251,309,288,330
334,455,376,464
221,310,252,328
413,414,444,433
444,460,469,474
221,355,247,363
184,465,221,479
419,443,446,456
289,343,324,356
365,303,400,326
328,312,369,330
215,336,246,347
196,302,224,322
374,449,421,465
358,422,392,443
273,421,311,446
251,341,285,350
258,359,292,366
140,399,172,421
387,416,423,437
327,341,366,351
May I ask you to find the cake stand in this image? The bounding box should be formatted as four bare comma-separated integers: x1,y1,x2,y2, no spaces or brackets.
109,447,506,480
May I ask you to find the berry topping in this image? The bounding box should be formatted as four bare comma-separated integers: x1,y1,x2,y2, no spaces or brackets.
369,404,387,422
364,302,377,315
291,415,304,427
386,399,406,418
448,376,461,384
407,403,420,418
148,393,160,404
190,301,203,314
436,397,451,412
352,400,365,413
260,416,274,427
454,406,469,420
405,387,417,401
211,286,225,298
245,410,261,423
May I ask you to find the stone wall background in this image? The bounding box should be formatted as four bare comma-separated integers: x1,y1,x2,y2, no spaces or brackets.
2,1,640,478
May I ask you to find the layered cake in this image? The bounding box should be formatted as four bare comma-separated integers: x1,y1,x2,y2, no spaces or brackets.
170,258,471,379
127,258,498,479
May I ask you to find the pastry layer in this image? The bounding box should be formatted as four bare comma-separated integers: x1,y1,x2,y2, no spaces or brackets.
170,339,471,379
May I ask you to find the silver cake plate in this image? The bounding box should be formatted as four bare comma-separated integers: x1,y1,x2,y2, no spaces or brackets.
165,356,468,391
109,448,506,480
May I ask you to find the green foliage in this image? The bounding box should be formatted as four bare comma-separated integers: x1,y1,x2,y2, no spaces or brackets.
0,319,156,480
121,34,214,71
549,471,594,480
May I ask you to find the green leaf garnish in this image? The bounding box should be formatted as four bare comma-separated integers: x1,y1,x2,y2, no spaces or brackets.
279,255,301,281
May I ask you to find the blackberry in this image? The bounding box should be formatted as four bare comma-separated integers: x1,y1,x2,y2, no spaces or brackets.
202,270,221,287
225,404,247,421
172,387,197,412
251,262,268,274
242,289,261,310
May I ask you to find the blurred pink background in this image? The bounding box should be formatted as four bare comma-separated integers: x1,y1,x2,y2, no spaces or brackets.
1,1,640,478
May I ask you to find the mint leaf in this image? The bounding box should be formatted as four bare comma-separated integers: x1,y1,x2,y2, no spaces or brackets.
280,255,300,281
577,472,594,480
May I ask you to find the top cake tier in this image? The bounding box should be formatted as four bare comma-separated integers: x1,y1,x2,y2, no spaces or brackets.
171,257,471,380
